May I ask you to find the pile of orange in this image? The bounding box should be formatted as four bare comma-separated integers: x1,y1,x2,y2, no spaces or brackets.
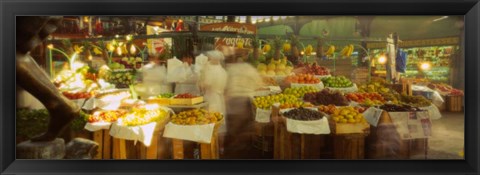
284,73,320,84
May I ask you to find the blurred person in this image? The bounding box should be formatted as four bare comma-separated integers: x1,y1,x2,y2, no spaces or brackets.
141,55,172,98
223,49,265,159
174,56,201,96
199,50,228,130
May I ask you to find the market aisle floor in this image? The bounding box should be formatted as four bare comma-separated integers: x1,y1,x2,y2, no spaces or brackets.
414,111,464,159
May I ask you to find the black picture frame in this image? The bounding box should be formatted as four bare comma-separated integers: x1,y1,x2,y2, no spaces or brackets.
1,0,479,174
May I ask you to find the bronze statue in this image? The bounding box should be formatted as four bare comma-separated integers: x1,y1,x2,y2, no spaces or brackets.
16,16,80,142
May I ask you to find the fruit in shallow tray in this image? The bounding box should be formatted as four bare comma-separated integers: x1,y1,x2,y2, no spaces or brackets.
322,76,353,88
330,106,367,124
282,86,319,98
121,106,168,126
175,93,197,98
88,110,127,123
157,93,175,98
62,91,95,99
304,89,349,106
283,107,325,121
170,109,222,125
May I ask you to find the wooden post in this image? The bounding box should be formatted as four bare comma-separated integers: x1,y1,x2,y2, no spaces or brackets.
103,130,111,159
93,131,103,159
172,139,184,159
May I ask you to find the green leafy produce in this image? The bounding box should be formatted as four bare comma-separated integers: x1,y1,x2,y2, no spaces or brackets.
157,93,175,98
17,109,88,140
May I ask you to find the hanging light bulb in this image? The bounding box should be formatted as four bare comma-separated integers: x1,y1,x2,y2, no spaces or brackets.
420,62,431,70
378,55,387,64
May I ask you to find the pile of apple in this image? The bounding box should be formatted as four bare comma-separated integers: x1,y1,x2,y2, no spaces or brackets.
284,73,321,84
345,93,385,106
303,63,330,76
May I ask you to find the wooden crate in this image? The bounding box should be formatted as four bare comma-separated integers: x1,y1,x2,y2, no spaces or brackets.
329,122,370,135
333,133,367,159
147,98,171,105
446,95,463,112
328,120,369,159
366,111,428,159
252,122,274,153
251,106,275,154
272,109,324,159
171,122,221,159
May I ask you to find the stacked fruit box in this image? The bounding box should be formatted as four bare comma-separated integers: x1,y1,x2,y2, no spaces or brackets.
319,106,370,159
272,107,328,159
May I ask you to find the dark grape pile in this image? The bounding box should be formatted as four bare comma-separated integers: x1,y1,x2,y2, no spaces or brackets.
303,89,349,106
283,107,325,121
379,104,423,112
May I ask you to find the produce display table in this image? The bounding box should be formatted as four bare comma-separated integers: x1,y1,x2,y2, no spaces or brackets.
171,122,221,159
251,104,274,156
90,117,170,160
93,130,112,159
111,118,170,159
366,110,429,159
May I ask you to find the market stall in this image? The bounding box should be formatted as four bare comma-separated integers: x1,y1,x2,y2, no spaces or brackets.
15,16,464,160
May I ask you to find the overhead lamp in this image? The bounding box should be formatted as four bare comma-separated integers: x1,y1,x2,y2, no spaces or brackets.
420,62,431,70
378,55,387,64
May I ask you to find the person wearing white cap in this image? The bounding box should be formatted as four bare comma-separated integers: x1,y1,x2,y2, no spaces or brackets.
199,50,228,132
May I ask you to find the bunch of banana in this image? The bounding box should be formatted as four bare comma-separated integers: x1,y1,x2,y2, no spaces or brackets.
262,44,271,53
93,47,103,55
304,44,313,56
324,45,335,56
283,43,291,53
73,45,84,53
340,44,354,57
